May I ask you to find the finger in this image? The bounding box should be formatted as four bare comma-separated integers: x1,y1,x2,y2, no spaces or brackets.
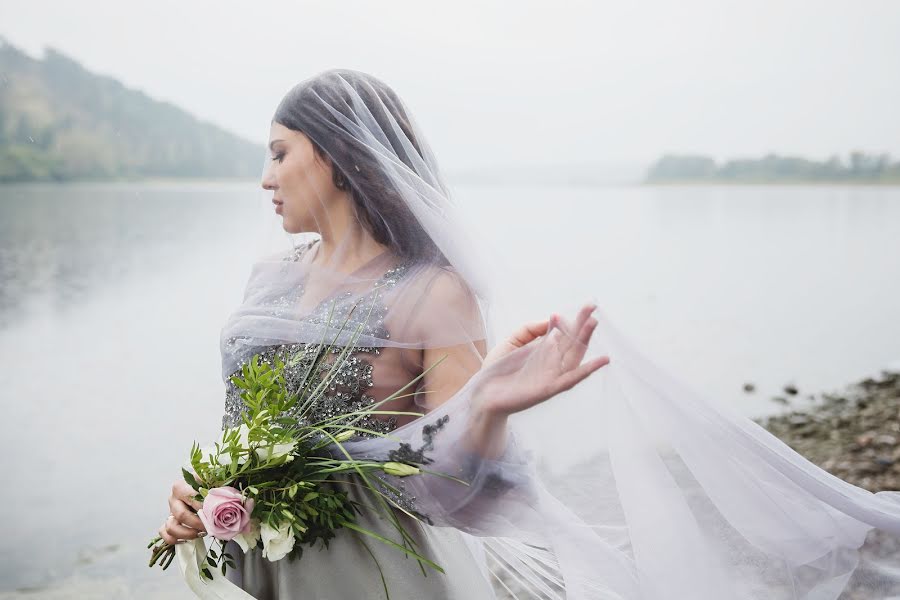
183,488,203,511
507,319,551,348
572,303,597,335
173,480,203,511
159,524,175,545
554,304,596,358
169,496,205,529
181,491,202,512
560,315,597,371
563,303,595,340
165,517,203,540
550,313,576,357
577,316,599,348
551,355,610,394
171,500,205,531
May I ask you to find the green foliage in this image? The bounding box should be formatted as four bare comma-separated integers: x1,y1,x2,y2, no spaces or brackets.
149,294,447,593
0,40,263,182
646,152,900,184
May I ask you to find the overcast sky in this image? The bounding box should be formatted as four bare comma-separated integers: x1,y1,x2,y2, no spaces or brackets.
2,0,899,170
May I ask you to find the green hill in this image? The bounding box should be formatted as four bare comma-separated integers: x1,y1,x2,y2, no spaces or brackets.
646,152,900,184
0,39,263,182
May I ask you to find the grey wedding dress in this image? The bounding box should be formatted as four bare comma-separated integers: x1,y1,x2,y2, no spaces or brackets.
219,242,496,600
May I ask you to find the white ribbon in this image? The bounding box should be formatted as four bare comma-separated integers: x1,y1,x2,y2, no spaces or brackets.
176,538,256,599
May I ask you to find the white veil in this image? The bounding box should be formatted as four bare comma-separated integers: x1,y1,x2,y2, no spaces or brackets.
215,69,900,600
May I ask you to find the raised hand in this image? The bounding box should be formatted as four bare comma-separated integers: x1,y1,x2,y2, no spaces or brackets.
477,303,609,418
482,317,551,368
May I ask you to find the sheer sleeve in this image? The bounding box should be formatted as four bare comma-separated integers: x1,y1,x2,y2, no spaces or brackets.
340,334,631,598
342,347,544,538
344,265,550,539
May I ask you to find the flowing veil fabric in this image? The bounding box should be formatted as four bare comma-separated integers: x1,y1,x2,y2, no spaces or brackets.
178,69,900,599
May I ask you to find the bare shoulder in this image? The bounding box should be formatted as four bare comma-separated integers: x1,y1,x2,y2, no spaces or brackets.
396,264,485,345
419,265,478,304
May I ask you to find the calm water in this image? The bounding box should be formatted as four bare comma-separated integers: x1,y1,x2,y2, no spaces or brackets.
1,181,899,597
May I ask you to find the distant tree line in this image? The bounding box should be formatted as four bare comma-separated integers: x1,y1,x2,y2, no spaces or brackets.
646,152,900,184
0,39,263,182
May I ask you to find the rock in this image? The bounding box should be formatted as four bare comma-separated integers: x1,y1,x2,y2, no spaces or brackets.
860,377,879,389
822,393,847,405
788,415,810,427
873,434,897,447
754,366,900,494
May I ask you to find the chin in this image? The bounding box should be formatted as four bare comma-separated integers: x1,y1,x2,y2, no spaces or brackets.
281,217,312,235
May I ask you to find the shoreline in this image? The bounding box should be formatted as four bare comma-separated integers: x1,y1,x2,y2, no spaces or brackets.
644,180,900,187
757,367,900,492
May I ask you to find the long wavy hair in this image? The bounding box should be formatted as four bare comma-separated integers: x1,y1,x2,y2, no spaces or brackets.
272,69,448,265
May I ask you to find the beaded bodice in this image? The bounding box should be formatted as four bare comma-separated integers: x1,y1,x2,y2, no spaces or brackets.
221,241,414,436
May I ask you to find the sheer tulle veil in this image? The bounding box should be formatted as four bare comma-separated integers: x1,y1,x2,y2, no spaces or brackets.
211,69,900,599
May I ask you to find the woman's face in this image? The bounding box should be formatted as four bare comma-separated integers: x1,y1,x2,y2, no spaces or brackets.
262,122,341,234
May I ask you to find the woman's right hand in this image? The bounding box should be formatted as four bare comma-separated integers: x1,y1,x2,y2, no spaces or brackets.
158,478,206,545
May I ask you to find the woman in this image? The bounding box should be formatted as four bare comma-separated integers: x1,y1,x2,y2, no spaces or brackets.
161,70,900,599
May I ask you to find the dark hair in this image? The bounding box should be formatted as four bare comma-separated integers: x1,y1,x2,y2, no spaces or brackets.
273,69,447,264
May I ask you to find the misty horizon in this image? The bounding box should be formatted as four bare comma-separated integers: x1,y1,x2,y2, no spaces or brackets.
2,0,898,173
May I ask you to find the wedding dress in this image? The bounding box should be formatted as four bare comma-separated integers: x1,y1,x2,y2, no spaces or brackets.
176,68,900,600
219,241,495,599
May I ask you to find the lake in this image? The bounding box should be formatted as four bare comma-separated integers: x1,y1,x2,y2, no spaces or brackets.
1,181,899,597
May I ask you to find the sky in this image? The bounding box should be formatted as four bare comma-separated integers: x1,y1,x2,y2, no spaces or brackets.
2,0,899,171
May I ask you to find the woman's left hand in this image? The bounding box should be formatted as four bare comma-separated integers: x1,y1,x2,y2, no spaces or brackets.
482,316,552,368
158,478,207,546
477,303,609,418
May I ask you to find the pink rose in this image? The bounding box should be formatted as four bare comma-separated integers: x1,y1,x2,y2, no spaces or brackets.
198,486,255,541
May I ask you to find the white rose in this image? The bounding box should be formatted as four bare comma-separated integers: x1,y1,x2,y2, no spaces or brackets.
261,522,295,562
255,440,296,462
233,518,261,552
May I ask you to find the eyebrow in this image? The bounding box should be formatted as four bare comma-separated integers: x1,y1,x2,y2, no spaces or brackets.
268,139,285,151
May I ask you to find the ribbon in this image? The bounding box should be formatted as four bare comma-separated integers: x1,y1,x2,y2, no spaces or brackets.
176,538,255,599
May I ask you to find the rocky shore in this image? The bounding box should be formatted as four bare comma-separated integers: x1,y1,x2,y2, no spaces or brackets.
756,368,900,492
755,367,900,599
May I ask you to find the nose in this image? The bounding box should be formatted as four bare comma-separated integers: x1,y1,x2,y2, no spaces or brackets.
261,164,278,191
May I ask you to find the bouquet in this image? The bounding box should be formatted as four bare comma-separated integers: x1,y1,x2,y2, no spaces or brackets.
148,296,459,596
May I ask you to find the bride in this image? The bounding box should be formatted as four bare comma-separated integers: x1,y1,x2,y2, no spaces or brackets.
158,69,900,599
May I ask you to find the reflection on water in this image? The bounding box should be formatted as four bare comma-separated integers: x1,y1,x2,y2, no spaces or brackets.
0,182,261,329
1,181,899,596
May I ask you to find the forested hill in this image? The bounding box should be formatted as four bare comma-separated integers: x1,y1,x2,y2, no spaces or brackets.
646,152,900,184
0,40,263,182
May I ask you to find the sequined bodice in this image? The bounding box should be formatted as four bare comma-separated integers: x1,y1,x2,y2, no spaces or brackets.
221,242,413,436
